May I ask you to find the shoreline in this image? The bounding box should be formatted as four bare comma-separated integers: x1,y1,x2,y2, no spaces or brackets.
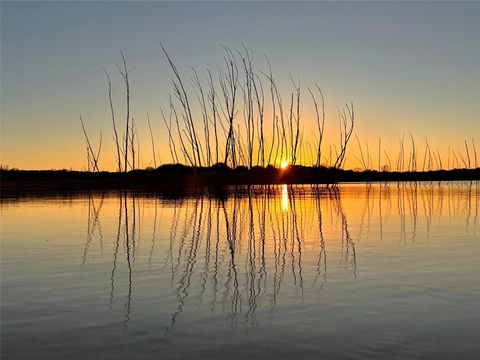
1,166,479,197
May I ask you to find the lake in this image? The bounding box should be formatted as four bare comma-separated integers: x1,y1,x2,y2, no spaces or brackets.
1,182,479,359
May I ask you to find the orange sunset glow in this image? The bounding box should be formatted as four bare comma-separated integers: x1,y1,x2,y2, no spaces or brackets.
2,2,479,359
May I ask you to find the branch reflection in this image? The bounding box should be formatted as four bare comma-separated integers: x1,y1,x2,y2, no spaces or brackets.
78,182,478,330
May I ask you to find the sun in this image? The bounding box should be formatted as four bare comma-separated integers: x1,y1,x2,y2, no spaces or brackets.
280,160,289,169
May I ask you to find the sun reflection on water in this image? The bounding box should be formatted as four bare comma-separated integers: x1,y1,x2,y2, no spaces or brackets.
281,184,289,212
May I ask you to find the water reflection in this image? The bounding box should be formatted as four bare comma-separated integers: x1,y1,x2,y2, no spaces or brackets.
82,193,105,268
77,182,478,331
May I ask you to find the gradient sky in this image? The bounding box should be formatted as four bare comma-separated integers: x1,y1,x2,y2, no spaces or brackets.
1,1,479,170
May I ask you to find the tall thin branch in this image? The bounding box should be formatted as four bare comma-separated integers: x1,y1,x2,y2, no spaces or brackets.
147,112,157,168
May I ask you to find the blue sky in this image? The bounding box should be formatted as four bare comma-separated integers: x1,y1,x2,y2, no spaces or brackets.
1,1,479,169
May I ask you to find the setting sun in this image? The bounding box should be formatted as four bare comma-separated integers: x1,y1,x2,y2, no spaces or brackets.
2,2,479,359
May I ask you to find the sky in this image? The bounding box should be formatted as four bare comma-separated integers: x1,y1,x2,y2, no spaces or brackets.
1,1,479,170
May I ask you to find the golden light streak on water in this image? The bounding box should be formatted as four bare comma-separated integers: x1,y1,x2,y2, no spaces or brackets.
282,184,289,212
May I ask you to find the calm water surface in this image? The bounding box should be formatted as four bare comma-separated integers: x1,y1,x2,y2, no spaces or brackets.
1,183,479,359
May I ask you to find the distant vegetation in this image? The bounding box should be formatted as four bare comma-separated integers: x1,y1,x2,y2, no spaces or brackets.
76,44,477,174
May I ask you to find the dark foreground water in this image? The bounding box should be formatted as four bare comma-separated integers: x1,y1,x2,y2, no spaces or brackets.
1,182,479,359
